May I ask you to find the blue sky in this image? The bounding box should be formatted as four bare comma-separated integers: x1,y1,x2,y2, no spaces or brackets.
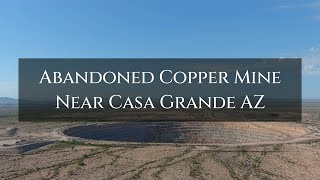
0,0,319,98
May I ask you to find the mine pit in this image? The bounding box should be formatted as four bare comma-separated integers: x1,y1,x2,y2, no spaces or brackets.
63,122,310,144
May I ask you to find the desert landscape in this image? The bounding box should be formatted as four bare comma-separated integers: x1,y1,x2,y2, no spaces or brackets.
1,1,319,179
1,101,320,180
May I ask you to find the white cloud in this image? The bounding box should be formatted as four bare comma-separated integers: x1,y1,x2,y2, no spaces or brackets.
277,1,320,21
277,1,320,9
314,15,320,20
302,46,320,75
304,1,320,8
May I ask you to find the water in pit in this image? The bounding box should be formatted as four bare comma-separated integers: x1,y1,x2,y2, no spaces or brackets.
63,122,309,144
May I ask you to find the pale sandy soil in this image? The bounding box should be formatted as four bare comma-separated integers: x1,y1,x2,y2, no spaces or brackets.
0,103,319,179
1,140,320,180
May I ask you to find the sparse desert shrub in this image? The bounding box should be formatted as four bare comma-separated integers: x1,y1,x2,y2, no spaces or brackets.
77,159,85,166
273,144,283,151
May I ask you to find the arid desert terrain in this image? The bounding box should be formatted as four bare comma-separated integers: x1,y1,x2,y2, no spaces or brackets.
0,103,320,180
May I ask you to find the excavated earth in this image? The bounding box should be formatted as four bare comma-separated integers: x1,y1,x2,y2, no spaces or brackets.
63,122,313,145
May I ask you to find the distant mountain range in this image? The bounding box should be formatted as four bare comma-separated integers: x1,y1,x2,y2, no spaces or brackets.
0,97,18,107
